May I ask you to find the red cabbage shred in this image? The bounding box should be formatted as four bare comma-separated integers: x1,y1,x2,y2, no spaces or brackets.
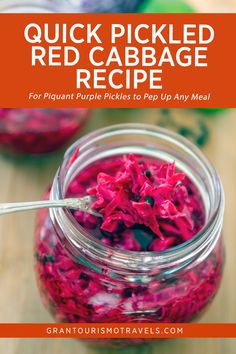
0,108,89,155
35,154,224,331
69,154,205,251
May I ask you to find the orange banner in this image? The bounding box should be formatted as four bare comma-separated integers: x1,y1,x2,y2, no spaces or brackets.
0,14,235,108
0,324,236,338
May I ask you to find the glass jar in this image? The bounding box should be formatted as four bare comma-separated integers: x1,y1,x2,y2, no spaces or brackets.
0,108,89,156
0,2,90,157
35,124,224,344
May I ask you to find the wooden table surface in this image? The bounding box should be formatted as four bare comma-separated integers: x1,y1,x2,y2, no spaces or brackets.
0,1,236,353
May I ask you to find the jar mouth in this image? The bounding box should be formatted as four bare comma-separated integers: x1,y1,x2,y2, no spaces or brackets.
50,123,224,274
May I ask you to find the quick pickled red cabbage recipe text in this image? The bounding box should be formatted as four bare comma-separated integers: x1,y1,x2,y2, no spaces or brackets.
24,22,215,90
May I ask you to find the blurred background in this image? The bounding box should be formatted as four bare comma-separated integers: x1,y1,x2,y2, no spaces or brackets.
0,0,236,354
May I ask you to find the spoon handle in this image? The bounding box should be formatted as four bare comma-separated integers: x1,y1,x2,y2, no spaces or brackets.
0,197,102,217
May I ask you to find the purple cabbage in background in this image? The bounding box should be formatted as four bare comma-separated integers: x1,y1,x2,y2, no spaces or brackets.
78,0,144,13
0,108,89,155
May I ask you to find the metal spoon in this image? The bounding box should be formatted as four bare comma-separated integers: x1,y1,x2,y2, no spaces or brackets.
0,196,102,217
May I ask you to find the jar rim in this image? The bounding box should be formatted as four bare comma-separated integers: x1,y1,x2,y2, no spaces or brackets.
50,123,224,275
